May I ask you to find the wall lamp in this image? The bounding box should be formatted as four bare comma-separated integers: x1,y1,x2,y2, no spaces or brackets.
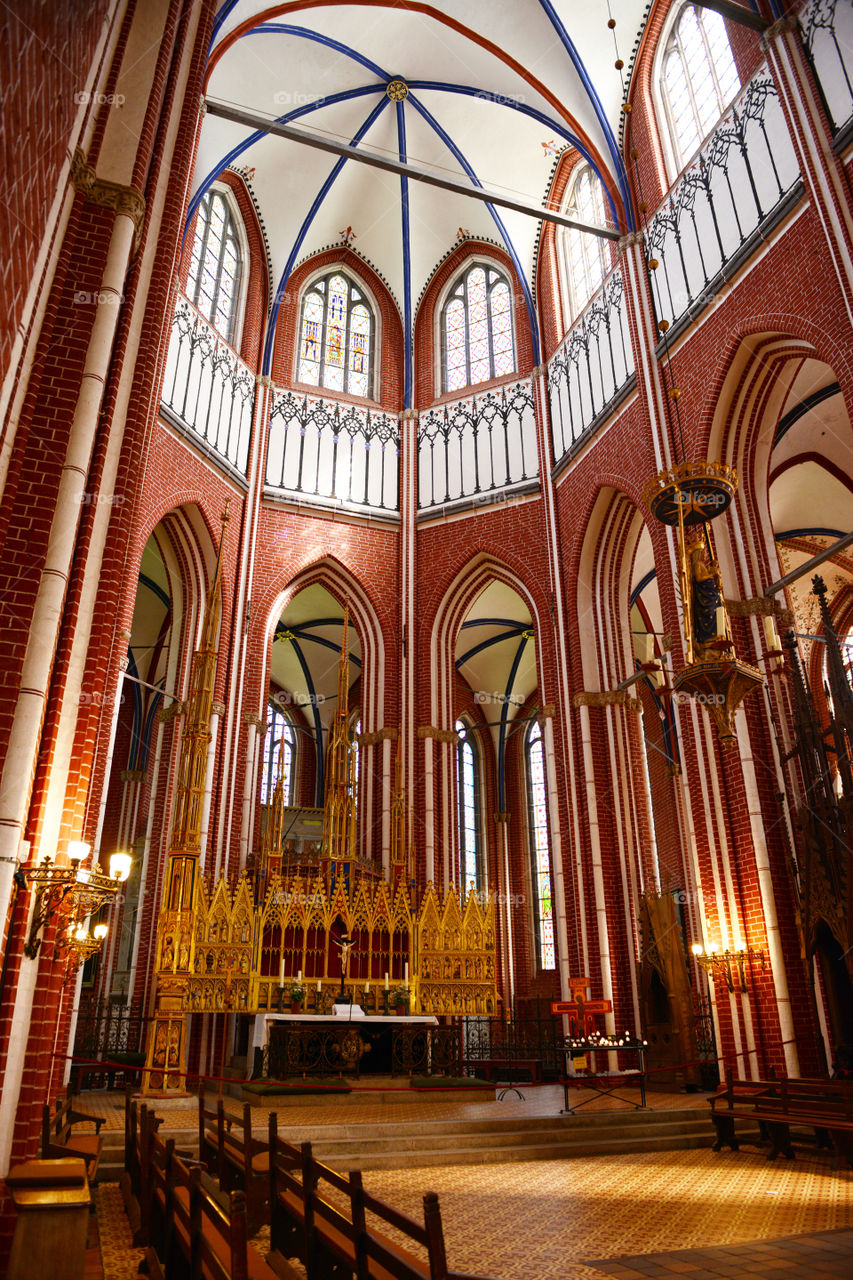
59,921,109,970
691,941,764,992
23,843,132,960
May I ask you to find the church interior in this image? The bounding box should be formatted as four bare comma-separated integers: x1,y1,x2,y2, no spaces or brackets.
1,1,852,1277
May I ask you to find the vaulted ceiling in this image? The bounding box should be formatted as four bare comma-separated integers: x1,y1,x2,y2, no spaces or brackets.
198,1,652,383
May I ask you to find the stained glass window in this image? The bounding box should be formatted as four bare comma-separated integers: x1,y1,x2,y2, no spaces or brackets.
456,719,482,894
560,165,609,322
297,271,374,397
261,701,295,805
442,263,515,394
662,4,740,170
526,720,554,969
186,189,242,343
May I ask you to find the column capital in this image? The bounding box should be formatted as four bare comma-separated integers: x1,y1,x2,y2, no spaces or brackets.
618,231,645,250
399,409,419,421
761,17,800,50
156,701,185,723
359,727,398,745
256,374,274,389
211,701,226,717
417,725,459,743
493,811,510,824
532,362,548,379
71,148,146,252
573,690,642,713
120,768,147,783
242,712,265,731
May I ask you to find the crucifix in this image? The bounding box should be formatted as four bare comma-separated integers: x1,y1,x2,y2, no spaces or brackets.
551,977,612,1038
334,933,354,1000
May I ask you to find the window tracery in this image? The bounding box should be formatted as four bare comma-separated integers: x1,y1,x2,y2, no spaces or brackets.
261,701,296,805
661,3,740,170
456,718,483,894
442,263,515,394
558,164,609,323
186,189,243,343
526,720,554,969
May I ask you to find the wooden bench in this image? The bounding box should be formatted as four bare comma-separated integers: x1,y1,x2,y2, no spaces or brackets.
268,1121,500,1280
710,1073,853,1164
42,1095,104,1184
199,1094,270,1233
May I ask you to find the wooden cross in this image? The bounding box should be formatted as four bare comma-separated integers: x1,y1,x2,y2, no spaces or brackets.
551,977,612,1038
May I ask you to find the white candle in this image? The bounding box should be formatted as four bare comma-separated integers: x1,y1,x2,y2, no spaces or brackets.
297,969,302,983
279,958,285,986
317,980,321,993
365,980,370,993
384,973,389,990
404,962,409,984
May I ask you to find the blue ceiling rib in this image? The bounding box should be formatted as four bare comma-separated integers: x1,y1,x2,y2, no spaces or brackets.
629,567,657,608
497,633,530,811
262,95,390,375
406,79,620,230
534,0,632,229
406,91,541,364
209,0,240,51
251,23,391,79
397,98,414,409
455,624,530,669
185,83,387,242
460,617,531,629
286,626,363,667
138,571,171,611
775,528,846,541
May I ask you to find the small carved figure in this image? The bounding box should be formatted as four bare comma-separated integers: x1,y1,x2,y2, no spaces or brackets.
178,937,190,970
686,523,726,663
161,935,175,969
153,1022,167,1067
168,1023,181,1066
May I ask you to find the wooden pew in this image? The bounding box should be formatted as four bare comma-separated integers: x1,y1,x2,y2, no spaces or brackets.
42,1095,104,1184
268,1121,500,1280
164,1151,283,1280
217,1100,271,1233
710,1072,853,1164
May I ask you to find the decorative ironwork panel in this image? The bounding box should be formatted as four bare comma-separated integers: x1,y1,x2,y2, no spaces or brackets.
803,0,853,134
418,380,538,511
548,266,634,464
72,997,151,1087
645,67,800,327
267,1023,369,1077
266,391,399,513
463,1016,561,1075
161,296,254,474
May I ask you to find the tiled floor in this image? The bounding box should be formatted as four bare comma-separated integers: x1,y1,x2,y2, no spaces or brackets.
82,1089,853,1280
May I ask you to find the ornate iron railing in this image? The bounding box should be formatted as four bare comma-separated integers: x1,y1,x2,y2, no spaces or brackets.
71,996,151,1087
803,0,853,134
160,295,254,475
645,66,801,328
462,1015,562,1076
417,380,538,511
266,391,399,513
548,266,634,463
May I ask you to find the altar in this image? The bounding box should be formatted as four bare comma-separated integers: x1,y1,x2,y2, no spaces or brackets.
252,1012,450,1078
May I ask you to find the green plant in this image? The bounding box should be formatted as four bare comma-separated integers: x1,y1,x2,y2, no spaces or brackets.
288,980,305,1003
390,985,409,1006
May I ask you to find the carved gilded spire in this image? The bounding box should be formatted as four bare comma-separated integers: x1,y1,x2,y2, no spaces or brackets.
321,605,358,882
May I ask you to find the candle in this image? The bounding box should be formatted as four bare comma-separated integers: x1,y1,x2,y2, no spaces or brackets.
384,973,389,990
317,980,321,993
279,958,285,986
365,980,370,993
297,969,302,983
404,962,409,985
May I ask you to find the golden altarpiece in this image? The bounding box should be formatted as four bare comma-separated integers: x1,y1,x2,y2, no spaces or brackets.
144,527,497,1093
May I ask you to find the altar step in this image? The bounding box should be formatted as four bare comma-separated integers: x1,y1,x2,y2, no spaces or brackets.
95,1106,758,1179
282,1107,739,1170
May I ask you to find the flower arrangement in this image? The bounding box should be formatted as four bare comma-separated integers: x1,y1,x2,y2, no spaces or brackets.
390,985,409,1010
288,980,305,1004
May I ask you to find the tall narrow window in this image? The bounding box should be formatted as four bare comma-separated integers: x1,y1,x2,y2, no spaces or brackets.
526,720,554,969
662,4,740,170
559,165,609,322
298,271,374,397
455,719,482,893
186,189,243,342
261,701,296,804
442,263,515,394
